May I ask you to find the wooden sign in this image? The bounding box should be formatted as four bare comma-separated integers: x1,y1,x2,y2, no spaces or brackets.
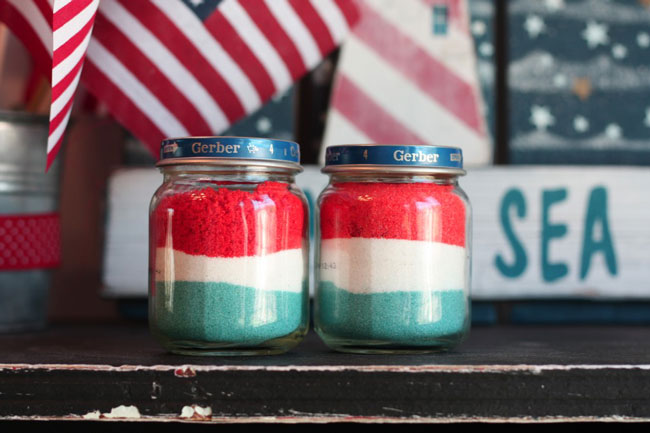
464,167,650,299
103,166,650,300
299,166,650,300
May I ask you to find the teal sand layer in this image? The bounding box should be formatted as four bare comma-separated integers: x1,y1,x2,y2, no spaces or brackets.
153,281,306,345
316,282,468,346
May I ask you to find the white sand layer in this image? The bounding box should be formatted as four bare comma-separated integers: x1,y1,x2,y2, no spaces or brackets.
154,247,305,293
319,238,468,294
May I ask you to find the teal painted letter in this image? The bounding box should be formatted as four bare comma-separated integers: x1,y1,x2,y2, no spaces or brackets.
542,189,568,282
580,187,617,279
495,188,527,278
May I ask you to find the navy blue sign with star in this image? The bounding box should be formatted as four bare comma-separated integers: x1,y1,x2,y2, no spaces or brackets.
508,0,650,164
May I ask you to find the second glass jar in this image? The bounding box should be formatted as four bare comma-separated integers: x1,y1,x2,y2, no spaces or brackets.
314,145,471,353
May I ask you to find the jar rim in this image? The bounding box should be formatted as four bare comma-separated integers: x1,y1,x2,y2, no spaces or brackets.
157,158,303,174
322,165,465,176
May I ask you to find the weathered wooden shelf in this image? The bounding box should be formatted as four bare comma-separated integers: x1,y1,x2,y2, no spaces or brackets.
1,324,650,423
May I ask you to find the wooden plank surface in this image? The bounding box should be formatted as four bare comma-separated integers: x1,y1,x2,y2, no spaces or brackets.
1,324,650,422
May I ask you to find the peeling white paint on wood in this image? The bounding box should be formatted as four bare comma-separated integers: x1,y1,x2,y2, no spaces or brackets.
2,413,650,423
102,405,141,419
180,405,212,420
2,362,650,374
82,410,100,420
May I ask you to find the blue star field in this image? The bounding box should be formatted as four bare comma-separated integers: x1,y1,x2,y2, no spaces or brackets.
507,0,650,164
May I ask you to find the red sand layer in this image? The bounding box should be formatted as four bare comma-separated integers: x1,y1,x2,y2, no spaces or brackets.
153,182,304,258
319,182,466,247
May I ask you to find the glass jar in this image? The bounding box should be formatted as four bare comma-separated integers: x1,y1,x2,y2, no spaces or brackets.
315,145,471,353
149,137,309,355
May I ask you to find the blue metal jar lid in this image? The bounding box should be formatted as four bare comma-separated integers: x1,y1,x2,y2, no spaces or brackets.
157,136,301,170
323,145,464,175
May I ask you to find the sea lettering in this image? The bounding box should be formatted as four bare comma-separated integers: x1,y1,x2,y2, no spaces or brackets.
495,188,527,278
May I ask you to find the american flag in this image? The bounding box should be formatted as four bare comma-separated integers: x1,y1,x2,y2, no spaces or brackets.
321,0,491,165
0,0,359,169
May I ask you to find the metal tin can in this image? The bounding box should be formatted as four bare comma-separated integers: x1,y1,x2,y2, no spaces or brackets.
0,111,61,332
149,137,309,355
315,144,471,353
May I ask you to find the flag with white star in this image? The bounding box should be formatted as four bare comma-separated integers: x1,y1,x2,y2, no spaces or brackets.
0,0,358,166
221,86,295,141
509,0,650,164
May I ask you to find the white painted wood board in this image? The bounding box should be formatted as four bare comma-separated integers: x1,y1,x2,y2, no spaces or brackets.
102,166,650,300
464,166,650,299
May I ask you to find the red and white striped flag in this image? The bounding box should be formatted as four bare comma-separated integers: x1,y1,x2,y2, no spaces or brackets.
0,0,100,169
321,0,491,165
0,0,359,169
